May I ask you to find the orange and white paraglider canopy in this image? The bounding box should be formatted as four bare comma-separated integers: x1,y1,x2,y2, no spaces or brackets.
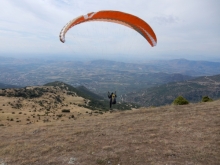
59,10,157,47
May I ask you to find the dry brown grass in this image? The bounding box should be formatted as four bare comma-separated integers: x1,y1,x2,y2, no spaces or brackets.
0,96,220,164
0,86,91,126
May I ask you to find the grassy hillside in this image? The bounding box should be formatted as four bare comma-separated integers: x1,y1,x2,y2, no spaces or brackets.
0,81,138,113
44,81,103,100
44,81,139,110
76,85,104,100
125,74,220,107
0,98,219,164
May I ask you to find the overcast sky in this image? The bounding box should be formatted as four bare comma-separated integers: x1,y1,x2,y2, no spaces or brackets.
0,0,220,61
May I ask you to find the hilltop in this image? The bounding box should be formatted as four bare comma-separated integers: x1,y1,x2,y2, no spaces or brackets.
0,95,219,164
0,81,138,126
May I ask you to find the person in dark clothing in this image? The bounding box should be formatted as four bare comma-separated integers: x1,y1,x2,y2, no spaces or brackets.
108,91,117,109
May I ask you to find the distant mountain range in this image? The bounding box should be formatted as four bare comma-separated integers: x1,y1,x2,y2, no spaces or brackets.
1,74,220,108
124,74,220,107
1,57,220,107
87,58,220,76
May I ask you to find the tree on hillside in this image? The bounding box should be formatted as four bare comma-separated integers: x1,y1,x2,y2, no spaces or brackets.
201,96,213,102
172,96,189,105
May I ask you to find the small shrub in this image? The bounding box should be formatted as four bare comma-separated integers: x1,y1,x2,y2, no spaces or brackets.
173,96,189,105
12,112,15,114
62,109,70,113
69,115,75,118
57,114,62,118
0,124,4,126
201,96,213,102
96,159,106,164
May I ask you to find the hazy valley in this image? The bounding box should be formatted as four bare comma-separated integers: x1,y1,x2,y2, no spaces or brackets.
125,74,220,107
1,57,220,106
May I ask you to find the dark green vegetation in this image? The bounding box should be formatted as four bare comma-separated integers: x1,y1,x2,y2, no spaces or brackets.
62,109,70,113
173,96,189,105
201,96,213,102
125,74,220,107
0,87,44,98
77,86,104,100
44,81,103,100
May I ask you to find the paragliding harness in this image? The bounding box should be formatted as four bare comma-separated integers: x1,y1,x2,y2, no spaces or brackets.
111,93,116,104
108,91,117,108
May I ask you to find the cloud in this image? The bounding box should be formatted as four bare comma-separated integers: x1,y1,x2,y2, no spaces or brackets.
0,0,220,61
153,15,180,25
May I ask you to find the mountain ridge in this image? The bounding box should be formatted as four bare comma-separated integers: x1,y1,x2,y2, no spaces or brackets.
124,74,220,107
0,81,138,112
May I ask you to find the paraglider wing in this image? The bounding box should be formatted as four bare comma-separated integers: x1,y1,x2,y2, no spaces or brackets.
59,10,157,47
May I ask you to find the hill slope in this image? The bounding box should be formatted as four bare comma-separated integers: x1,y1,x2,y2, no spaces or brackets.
124,74,220,107
0,99,219,164
44,81,139,110
44,81,103,100
0,81,138,123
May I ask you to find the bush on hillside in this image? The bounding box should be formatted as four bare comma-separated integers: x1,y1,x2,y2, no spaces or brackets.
201,96,213,102
62,109,70,113
173,96,189,105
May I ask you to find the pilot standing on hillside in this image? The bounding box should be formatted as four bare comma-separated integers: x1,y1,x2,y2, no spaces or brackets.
108,91,117,109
